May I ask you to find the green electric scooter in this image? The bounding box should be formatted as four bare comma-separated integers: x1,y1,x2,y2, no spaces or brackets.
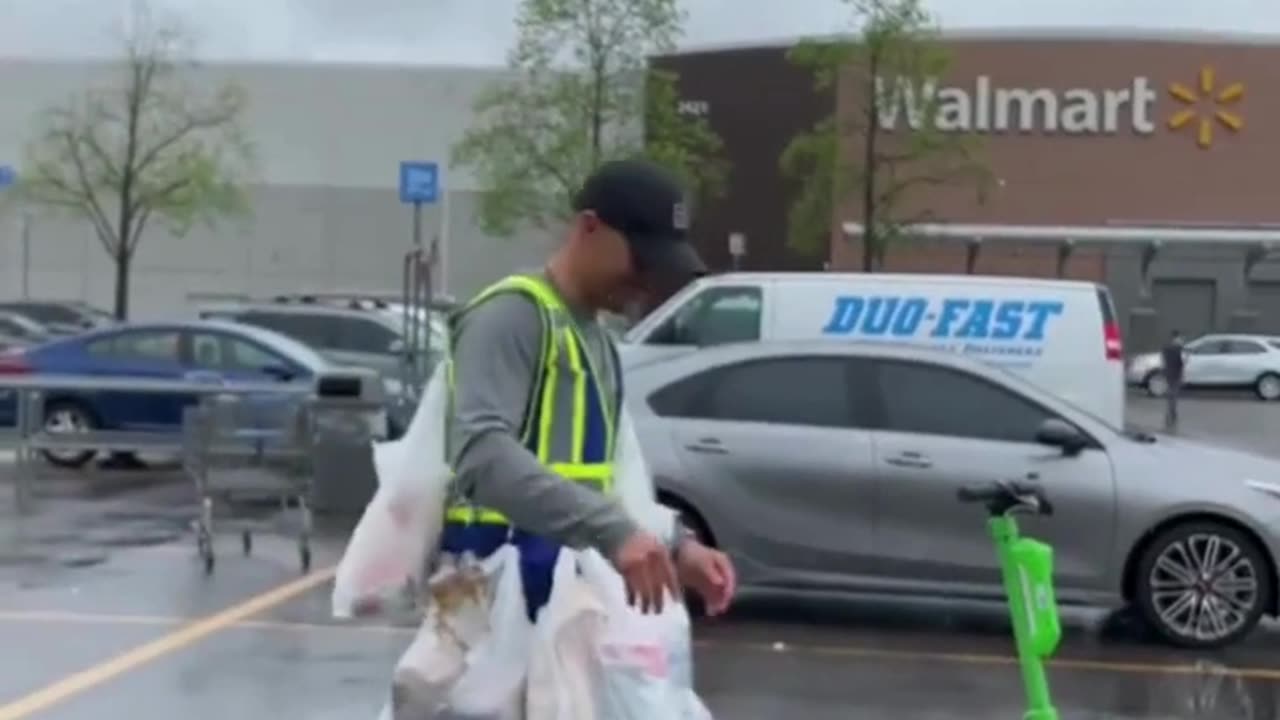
957,480,1061,720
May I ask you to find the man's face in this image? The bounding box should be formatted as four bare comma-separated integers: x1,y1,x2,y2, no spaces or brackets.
574,212,648,313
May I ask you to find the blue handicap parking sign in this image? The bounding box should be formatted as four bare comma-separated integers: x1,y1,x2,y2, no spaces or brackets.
399,161,439,204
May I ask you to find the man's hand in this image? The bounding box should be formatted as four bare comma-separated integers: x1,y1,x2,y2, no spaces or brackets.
675,539,736,616
611,530,681,614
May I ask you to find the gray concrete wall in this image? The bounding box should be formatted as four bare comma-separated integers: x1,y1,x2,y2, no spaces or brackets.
1104,245,1280,353
0,58,575,316
0,185,557,319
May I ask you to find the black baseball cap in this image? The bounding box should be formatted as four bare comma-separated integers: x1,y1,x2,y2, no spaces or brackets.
573,159,707,278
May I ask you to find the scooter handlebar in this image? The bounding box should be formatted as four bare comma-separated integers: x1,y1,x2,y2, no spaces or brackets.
957,480,1054,516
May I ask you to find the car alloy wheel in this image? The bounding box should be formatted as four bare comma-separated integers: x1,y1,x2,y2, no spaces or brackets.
1144,530,1262,647
42,404,97,468
1256,374,1280,401
1144,371,1169,398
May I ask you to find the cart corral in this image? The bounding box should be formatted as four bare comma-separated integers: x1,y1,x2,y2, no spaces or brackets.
0,369,389,574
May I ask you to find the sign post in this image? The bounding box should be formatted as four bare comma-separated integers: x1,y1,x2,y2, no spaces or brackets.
399,161,439,245
398,161,441,388
728,232,746,271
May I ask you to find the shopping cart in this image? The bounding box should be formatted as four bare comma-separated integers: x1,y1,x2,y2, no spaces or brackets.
181,392,315,575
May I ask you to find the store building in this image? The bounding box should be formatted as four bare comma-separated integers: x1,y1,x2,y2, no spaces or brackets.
658,30,1280,347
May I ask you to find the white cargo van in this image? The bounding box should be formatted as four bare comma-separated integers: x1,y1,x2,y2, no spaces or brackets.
620,272,1125,427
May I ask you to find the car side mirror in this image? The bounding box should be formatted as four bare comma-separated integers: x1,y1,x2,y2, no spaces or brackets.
1034,418,1088,455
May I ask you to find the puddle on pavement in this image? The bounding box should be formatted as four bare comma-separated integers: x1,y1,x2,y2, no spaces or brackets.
60,553,107,568
0,551,50,567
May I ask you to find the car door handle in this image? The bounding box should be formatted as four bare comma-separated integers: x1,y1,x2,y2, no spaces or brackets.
184,371,223,385
684,437,728,455
886,452,932,469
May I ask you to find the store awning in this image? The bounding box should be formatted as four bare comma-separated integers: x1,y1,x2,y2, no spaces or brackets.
840,222,1280,245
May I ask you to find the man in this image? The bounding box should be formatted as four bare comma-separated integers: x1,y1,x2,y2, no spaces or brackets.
442,159,736,618
1161,329,1186,430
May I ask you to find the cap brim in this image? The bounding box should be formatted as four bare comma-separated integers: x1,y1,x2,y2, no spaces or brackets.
630,236,707,278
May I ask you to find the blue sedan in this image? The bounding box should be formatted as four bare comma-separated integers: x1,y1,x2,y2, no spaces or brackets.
0,320,331,468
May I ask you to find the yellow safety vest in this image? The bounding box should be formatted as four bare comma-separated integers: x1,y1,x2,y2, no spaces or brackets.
445,274,618,525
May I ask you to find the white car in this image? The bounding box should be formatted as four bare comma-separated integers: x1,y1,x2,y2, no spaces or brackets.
1127,334,1280,400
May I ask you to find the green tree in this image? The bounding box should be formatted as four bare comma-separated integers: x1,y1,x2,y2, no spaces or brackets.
17,3,254,319
451,0,727,237
781,0,990,271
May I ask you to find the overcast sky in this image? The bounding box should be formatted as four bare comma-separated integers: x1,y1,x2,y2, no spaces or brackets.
2,0,1278,66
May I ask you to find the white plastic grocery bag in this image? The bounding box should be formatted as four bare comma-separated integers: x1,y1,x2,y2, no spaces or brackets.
448,546,533,719
613,410,677,542
578,549,708,720
526,550,607,720
380,546,531,720
332,362,452,618
382,557,487,719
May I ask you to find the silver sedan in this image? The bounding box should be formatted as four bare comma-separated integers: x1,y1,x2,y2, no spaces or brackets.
627,340,1280,649
1127,334,1280,400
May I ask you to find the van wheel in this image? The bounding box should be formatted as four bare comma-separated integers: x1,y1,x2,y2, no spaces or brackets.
1144,371,1169,398
1133,521,1270,649
1255,373,1280,402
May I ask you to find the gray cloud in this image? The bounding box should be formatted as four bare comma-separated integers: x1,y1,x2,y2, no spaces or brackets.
1,0,1277,65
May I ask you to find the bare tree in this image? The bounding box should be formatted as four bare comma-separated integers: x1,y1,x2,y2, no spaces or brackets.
18,3,254,318
782,0,990,270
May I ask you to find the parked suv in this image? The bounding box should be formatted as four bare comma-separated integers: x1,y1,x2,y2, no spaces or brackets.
198,301,443,387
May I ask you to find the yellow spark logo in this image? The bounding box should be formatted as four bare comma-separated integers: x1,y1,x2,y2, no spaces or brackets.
1167,66,1244,149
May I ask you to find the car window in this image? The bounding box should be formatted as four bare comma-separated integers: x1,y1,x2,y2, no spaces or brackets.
190,332,288,372
229,338,286,370
240,312,334,349
648,286,762,347
334,317,400,354
87,330,181,362
875,360,1054,443
1186,339,1227,355
1270,341,1280,352
1226,340,1266,355
0,318,23,337
650,357,857,428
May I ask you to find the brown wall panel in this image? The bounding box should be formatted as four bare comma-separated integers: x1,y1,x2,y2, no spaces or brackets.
654,47,831,272
660,35,1280,277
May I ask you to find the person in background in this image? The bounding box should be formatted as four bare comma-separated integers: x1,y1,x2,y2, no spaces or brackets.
1161,329,1187,431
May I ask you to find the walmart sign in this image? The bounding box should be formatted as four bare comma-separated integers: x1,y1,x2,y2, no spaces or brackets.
821,296,1065,360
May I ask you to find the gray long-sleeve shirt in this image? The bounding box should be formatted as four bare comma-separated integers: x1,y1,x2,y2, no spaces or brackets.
447,287,639,558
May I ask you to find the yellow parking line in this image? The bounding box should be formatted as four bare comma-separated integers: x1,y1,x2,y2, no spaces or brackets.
0,567,336,720
0,609,415,635
3,602,1279,694
700,639,1280,681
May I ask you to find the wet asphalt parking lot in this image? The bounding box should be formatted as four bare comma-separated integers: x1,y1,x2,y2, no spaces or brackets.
1,390,1280,719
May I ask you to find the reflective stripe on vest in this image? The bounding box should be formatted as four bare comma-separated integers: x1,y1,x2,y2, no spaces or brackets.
445,274,617,525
